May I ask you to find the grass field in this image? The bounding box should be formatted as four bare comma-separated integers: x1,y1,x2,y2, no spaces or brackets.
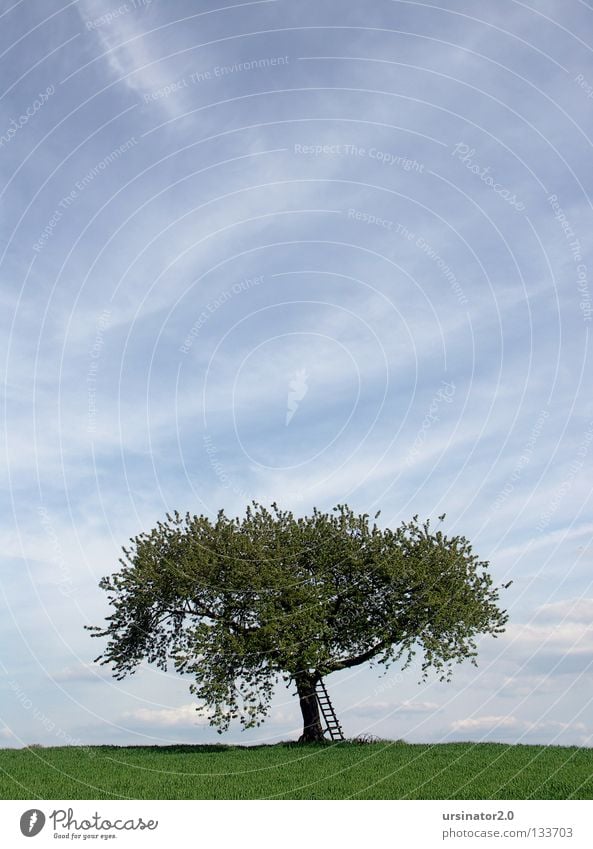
1,741,593,800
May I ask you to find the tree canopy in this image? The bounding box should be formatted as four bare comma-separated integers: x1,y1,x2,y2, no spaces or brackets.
88,503,508,741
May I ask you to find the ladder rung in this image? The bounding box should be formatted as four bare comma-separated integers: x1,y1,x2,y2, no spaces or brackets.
315,678,345,740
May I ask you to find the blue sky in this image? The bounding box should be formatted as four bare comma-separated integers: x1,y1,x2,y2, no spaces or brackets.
1,0,593,751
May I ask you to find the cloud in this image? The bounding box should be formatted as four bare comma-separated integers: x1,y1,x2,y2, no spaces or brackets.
481,599,593,682
452,714,521,731
51,662,111,683
498,598,593,656
452,715,587,734
536,597,593,624
349,700,440,719
495,525,593,563
504,622,593,650
76,0,178,114
523,652,593,677
123,703,212,728
498,674,562,698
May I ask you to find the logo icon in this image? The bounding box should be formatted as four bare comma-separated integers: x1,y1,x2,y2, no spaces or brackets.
286,368,308,425
20,810,45,837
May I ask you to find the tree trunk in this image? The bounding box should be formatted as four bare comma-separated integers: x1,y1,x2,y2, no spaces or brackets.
296,674,325,742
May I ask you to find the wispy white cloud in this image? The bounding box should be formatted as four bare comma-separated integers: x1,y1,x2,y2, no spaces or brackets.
536,597,593,624
452,714,520,731
349,700,440,718
494,524,593,563
52,662,112,683
124,703,212,728
76,0,180,115
503,598,593,651
451,715,586,734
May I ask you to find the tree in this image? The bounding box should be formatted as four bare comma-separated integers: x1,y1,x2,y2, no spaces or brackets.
87,504,508,742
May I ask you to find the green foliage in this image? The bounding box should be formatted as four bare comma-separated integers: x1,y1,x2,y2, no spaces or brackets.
87,503,508,732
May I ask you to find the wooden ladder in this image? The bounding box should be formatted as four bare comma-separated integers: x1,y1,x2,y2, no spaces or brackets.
315,678,345,741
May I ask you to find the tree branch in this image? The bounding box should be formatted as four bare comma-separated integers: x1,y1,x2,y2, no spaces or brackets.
163,603,259,637
326,639,389,672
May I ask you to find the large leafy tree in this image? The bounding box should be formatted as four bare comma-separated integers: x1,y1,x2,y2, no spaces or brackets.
88,504,508,741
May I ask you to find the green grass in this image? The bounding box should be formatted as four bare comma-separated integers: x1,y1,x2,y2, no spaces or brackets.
1,741,592,799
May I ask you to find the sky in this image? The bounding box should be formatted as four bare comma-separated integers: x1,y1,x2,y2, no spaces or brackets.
1,0,593,752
